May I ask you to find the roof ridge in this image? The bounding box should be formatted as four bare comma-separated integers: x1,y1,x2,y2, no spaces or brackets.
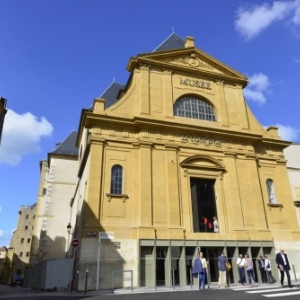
153,32,184,52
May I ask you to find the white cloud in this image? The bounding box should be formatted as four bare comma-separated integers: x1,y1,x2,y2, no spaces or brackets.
244,73,270,104
276,123,300,141
235,1,300,41
0,109,53,165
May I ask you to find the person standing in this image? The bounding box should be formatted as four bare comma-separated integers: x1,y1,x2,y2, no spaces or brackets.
264,255,276,284
257,255,267,283
218,252,227,288
192,252,204,290
275,249,292,287
199,252,208,290
245,254,258,287
236,253,246,286
213,216,219,233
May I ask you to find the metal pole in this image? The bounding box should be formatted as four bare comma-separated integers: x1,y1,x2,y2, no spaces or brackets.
190,268,193,289
96,236,101,290
172,269,175,290
84,269,89,294
76,270,79,293
292,265,298,282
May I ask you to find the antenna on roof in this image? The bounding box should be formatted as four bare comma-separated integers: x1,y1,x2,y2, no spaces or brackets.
172,27,175,33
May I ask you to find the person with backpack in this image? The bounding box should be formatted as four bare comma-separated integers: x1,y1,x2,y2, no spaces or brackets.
264,255,276,284
257,255,267,283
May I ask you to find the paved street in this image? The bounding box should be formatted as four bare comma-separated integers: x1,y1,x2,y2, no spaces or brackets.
2,283,300,300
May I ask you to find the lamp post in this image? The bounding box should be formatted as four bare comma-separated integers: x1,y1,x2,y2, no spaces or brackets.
67,223,72,234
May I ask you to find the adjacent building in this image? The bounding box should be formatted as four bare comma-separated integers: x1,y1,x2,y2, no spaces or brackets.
0,96,7,145
9,204,36,277
30,131,79,265
71,33,300,290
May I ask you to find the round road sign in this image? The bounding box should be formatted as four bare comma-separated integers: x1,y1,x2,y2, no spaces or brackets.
72,238,80,247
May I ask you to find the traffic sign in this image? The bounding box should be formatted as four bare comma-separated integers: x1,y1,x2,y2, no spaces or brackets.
72,238,80,247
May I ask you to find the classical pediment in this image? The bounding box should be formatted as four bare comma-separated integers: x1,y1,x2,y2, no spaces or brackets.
164,54,222,74
127,48,247,83
180,155,226,171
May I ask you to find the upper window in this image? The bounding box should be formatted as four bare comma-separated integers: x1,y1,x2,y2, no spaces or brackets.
174,95,216,121
110,165,123,194
266,179,276,204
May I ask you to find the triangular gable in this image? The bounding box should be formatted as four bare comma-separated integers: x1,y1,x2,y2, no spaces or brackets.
127,47,248,86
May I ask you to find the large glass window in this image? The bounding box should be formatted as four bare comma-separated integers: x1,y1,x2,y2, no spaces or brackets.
174,96,216,121
110,165,123,194
266,179,276,204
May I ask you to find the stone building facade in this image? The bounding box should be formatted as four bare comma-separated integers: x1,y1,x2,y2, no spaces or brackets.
72,34,300,290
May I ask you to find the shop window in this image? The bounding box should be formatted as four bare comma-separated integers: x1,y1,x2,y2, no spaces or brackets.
266,179,276,204
174,96,216,121
110,165,123,194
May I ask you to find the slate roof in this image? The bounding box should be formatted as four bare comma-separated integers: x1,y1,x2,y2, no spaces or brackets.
92,33,185,109
153,32,185,52
50,131,78,157
100,82,126,109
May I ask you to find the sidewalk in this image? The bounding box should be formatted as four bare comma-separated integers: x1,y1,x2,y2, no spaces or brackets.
74,282,283,298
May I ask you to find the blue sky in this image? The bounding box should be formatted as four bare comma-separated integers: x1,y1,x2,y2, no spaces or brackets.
0,0,300,247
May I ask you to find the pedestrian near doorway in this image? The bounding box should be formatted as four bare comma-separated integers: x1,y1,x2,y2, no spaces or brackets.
236,254,246,286
264,255,276,284
275,248,292,287
199,252,208,290
218,252,227,288
245,254,258,287
192,253,205,290
257,255,267,283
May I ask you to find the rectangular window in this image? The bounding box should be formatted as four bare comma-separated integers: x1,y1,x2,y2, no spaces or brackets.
26,252,29,257
25,215,29,219
21,238,24,243
42,188,47,196
27,238,31,243
19,252,23,257
25,226,28,230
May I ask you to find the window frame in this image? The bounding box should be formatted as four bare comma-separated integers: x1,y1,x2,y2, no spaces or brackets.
110,164,123,195
173,95,217,121
266,179,276,204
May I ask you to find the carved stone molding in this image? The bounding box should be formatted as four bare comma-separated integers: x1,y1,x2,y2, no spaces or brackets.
106,193,129,203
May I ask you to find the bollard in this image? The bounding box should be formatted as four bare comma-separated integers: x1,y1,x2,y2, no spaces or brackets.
84,269,89,294
172,269,175,290
292,265,298,282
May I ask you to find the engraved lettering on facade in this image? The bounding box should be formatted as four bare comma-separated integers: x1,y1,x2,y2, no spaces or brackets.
182,135,221,146
179,77,211,90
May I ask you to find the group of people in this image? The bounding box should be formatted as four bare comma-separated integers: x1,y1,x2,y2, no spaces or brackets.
192,248,293,290
202,216,219,233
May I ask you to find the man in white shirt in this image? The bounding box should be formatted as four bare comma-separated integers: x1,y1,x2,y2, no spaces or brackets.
236,254,246,286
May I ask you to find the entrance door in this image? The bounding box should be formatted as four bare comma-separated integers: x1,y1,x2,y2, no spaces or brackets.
190,178,217,233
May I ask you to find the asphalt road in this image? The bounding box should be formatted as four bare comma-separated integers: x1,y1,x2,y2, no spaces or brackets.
2,284,300,300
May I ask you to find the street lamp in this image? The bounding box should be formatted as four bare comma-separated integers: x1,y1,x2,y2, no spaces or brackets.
67,223,72,234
